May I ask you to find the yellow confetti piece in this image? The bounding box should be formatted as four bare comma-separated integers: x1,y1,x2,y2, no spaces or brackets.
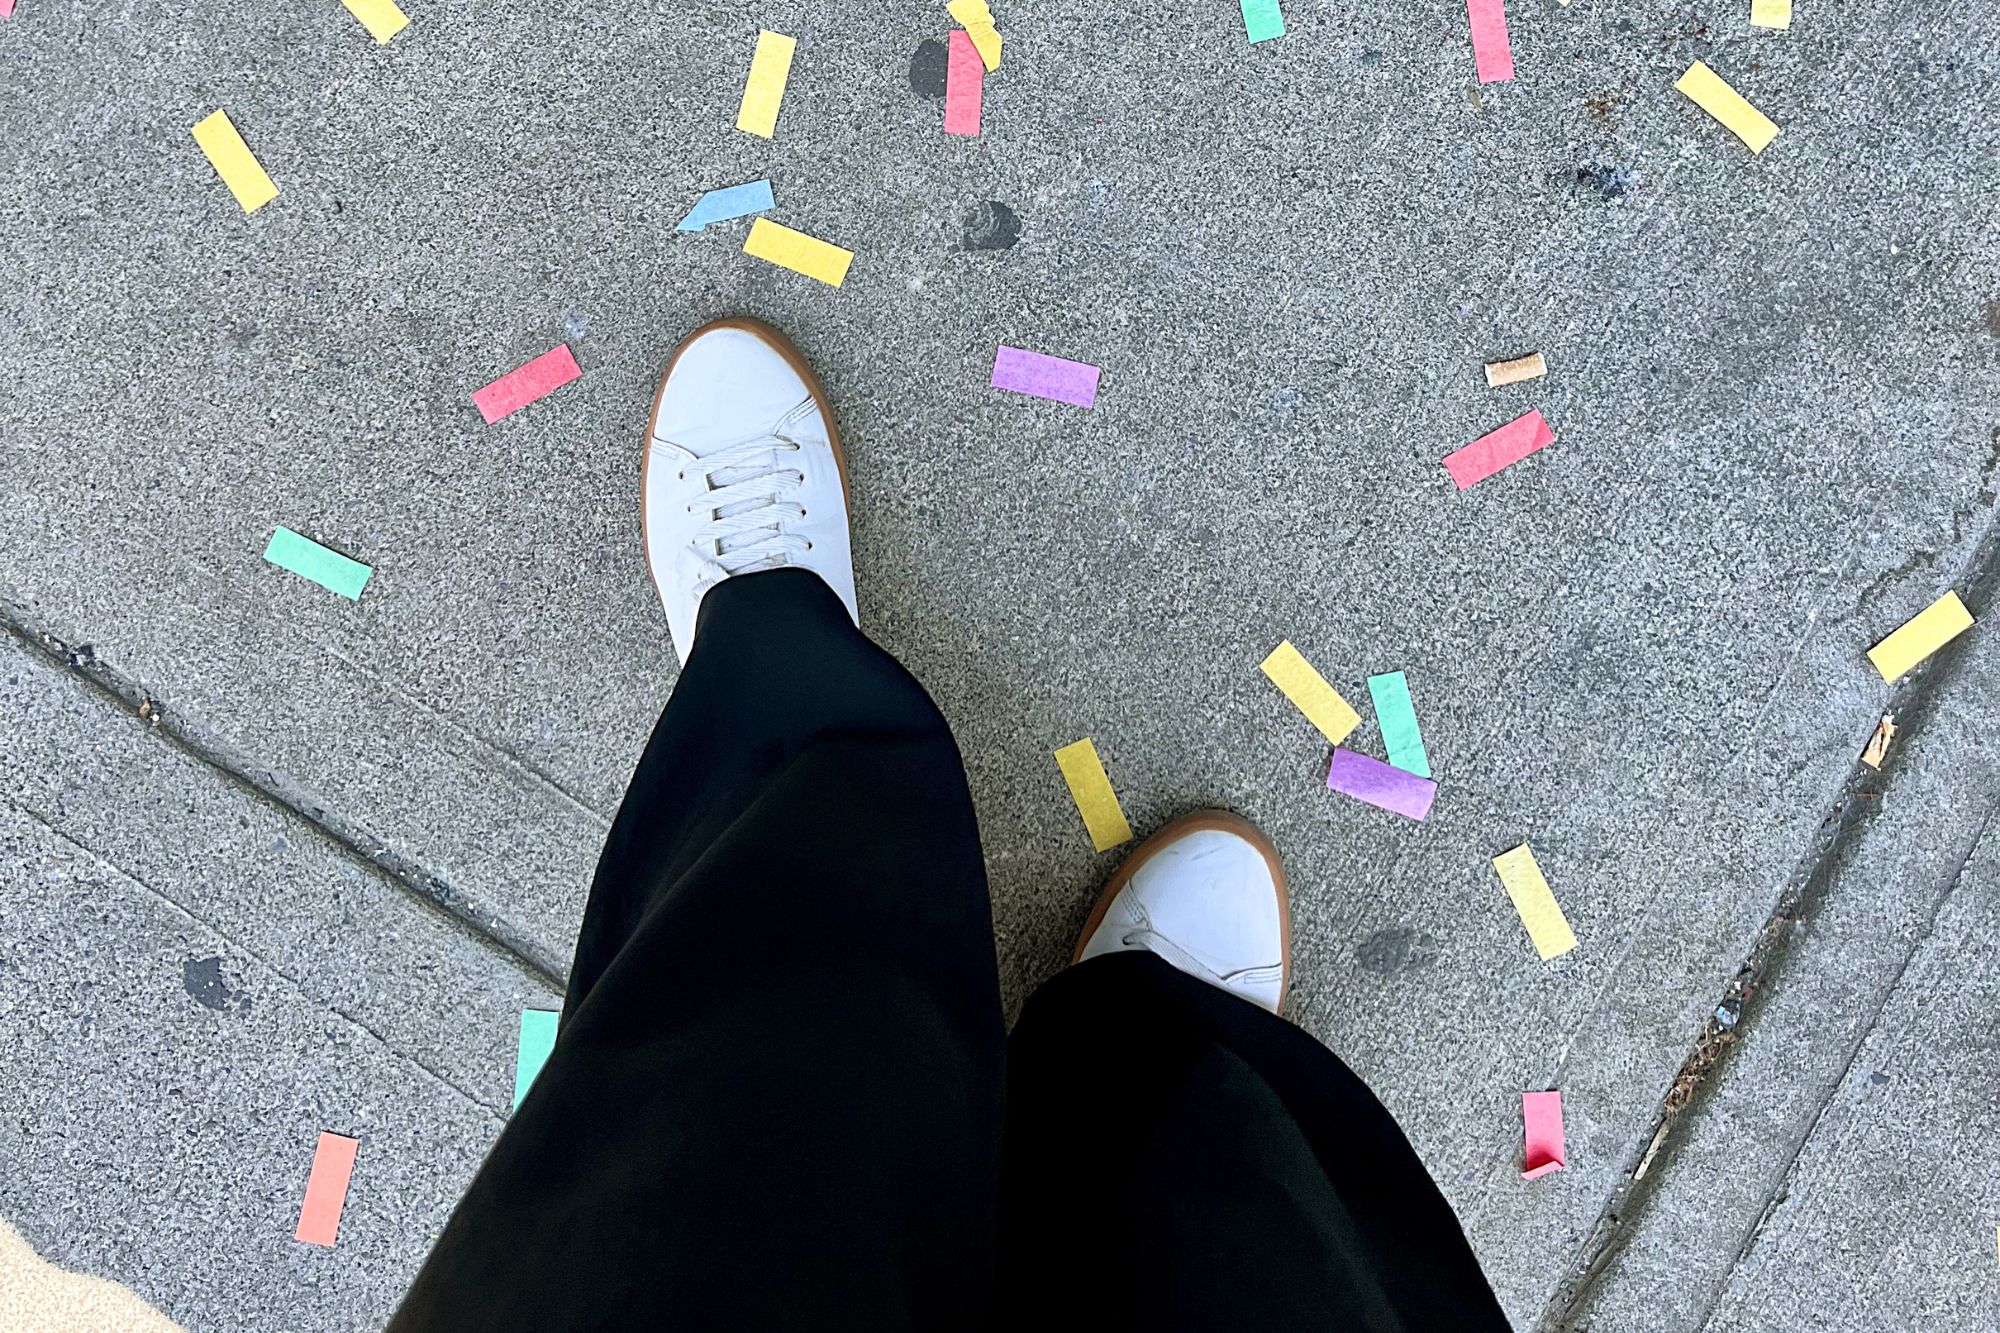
1493,844,1578,961
1054,739,1133,852
1868,591,1974,682
947,0,1003,71
743,218,854,288
1675,61,1780,154
1259,641,1360,747
190,110,279,215
339,0,409,44
736,29,796,138
1749,0,1792,29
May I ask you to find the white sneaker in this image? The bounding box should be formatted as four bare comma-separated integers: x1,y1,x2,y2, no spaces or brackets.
642,317,857,662
1075,811,1291,1013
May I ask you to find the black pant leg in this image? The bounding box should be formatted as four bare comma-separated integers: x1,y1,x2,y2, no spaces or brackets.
999,951,1507,1332
391,569,1004,1333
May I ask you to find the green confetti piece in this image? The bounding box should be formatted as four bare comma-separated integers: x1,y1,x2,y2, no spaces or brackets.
513,1009,559,1110
263,527,372,600
1368,671,1432,779
1241,0,1284,42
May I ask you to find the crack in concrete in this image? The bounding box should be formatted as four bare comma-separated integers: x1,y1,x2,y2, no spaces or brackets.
1536,509,2000,1332
0,590,570,997
1847,424,2000,627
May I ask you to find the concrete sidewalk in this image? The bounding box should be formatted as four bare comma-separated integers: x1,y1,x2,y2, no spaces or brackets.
3,0,1997,1328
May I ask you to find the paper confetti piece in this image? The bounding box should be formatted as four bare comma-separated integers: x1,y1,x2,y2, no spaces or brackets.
1054,739,1133,852
1466,0,1515,85
947,0,1002,71
0,1,17,17
991,346,1101,408
1241,0,1285,43
1675,62,1780,154
1493,844,1577,961
1860,715,1896,770
1868,591,1973,681
1749,0,1792,28
945,30,983,135
1443,409,1555,490
1368,671,1431,778
676,179,775,233
295,1132,358,1247
1484,352,1547,387
473,344,582,425
190,110,279,215
743,218,854,287
264,527,372,601
1260,641,1361,746
737,30,796,138
339,0,408,43
1326,748,1437,821
1522,1091,1566,1179
513,1009,559,1110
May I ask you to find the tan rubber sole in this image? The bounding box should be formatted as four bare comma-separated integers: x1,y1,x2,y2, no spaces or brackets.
639,316,853,609
1071,810,1293,1013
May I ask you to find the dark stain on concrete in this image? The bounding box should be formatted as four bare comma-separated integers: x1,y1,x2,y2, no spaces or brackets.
1981,298,2000,339
1575,164,1643,200
963,200,1021,251
183,955,240,1011
1356,927,1437,975
909,40,948,99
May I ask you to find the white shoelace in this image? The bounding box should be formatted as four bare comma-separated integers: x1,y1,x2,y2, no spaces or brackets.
679,426,812,579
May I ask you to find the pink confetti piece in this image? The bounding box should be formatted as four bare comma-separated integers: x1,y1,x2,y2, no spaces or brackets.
295,1132,359,1246
991,346,1100,408
1466,0,1516,85
1522,1091,1565,1179
1442,409,1554,490
944,29,982,136
472,344,582,425
1326,748,1438,821
0,2,16,17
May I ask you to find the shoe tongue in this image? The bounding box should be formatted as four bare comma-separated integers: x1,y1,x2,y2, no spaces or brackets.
665,398,813,457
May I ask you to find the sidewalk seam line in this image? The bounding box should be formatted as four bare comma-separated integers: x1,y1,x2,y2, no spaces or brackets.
0,589,570,997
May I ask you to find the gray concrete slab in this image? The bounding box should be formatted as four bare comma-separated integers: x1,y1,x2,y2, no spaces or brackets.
1559,539,2000,1331
0,633,559,1330
1699,836,2000,1331
1,0,1996,1328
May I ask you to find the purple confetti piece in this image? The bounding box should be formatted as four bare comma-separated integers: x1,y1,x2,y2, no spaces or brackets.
1326,748,1437,821
990,346,1101,408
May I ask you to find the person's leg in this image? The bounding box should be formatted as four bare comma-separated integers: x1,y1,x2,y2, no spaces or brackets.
999,813,1506,1331
390,320,1003,1332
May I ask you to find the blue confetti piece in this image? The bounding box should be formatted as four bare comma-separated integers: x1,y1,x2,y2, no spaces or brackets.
676,179,776,233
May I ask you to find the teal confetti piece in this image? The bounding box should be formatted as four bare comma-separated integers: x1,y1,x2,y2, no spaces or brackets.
1368,671,1431,779
513,1009,559,1110
262,527,371,600
1240,0,1284,42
